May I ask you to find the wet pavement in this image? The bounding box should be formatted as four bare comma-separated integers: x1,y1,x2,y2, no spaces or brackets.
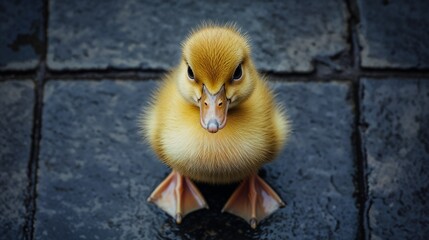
1,0,429,239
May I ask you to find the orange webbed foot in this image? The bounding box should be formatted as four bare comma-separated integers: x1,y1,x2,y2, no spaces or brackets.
222,174,285,229
147,171,208,223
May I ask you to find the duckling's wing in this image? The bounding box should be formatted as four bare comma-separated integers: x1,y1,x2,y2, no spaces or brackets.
222,175,285,229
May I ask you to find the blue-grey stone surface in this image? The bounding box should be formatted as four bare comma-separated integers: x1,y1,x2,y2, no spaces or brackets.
35,80,357,239
266,82,358,239
35,80,164,239
0,80,34,239
361,78,429,239
358,0,429,69
0,0,43,70
47,0,349,72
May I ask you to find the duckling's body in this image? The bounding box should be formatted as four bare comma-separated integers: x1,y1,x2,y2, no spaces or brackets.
145,69,287,183
141,24,290,228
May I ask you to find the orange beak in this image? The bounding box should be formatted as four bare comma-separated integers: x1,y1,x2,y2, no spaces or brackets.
199,85,229,133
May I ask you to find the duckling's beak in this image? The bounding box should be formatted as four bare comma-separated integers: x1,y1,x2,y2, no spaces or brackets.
200,85,229,133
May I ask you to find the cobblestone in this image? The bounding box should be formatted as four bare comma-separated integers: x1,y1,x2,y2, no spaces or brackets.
361,78,429,239
47,0,348,72
358,0,429,69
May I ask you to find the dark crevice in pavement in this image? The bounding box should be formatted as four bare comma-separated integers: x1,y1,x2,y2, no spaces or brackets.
4,68,429,83
345,0,361,70
356,80,370,240
24,62,45,240
24,0,49,239
45,68,165,81
0,72,36,81
359,68,429,78
352,80,370,240
346,1,368,239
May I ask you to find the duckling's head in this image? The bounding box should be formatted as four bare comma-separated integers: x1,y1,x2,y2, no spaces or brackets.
177,24,256,133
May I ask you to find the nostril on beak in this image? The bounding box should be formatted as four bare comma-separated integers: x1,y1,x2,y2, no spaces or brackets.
207,119,219,133
218,101,222,107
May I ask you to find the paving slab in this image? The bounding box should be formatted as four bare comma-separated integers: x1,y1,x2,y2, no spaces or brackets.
358,0,429,69
35,80,357,239
0,0,43,70
267,81,358,239
47,0,349,72
361,78,429,239
35,80,163,240
0,80,34,239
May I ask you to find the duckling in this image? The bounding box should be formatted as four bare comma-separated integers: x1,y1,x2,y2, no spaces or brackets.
140,24,290,228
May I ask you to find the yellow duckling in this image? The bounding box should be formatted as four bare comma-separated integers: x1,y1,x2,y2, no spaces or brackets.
141,24,290,228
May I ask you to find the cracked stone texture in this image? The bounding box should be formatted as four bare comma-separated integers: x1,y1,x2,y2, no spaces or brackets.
47,0,349,72
361,78,429,239
0,81,34,239
0,0,43,70
358,0,429,69
35,80,357,239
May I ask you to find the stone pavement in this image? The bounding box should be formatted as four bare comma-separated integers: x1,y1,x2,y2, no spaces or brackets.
0,0,428,239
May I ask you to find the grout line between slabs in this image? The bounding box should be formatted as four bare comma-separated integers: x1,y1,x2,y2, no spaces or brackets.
3,68,429,83
24,63,45,240
344,0,369,239
24,0,49,239
353,80,370,240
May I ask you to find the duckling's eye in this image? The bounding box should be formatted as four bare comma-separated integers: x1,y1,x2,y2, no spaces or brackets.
187,66,195,80
232,64,242,81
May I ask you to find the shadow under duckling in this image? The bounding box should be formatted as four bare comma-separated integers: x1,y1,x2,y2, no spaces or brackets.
140,24,291,229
